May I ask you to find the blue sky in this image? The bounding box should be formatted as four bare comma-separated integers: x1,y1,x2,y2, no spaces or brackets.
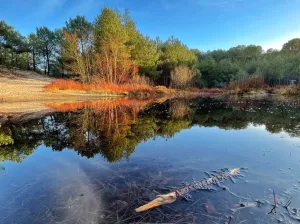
1,0,300,51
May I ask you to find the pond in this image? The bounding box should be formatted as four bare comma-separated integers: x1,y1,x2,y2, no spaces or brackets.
1,96,300,223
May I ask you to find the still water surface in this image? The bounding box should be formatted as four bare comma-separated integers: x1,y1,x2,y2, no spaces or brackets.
1,96,300,223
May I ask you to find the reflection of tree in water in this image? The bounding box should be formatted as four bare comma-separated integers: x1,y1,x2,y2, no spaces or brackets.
192,97,300,136
0,119,42,162
45,99,194,162
2,97,300,163
0,127,14,146
45,100,151,161
169,99,192,119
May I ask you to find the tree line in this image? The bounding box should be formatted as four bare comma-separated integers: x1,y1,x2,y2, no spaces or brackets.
195,42,300,87
1,7,300,88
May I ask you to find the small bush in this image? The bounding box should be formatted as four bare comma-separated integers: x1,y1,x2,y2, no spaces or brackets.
170,66,197,89
227,76,265,94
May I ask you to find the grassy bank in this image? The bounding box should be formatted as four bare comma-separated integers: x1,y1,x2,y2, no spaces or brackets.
45,79,202,98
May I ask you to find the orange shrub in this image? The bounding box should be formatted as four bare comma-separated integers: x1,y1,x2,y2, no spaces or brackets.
45,79,86,91
45,79,154,95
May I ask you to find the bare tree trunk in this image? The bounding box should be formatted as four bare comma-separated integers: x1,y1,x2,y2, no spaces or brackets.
46,51,50,76
104,51,111,83
80,38,84,55
26,52,30,70
114,56,117,84
61,61,65,78
4,48,7,65
11,51,14,66
44,56,47,75
15,53,18,66
32,49,36,71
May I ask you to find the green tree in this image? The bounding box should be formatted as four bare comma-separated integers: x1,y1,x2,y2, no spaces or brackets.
131,35,161,80
28,33,40,71
65,15,92,54
0,20,29,68
61,31,95,82
198,57,217,88
94,7,137,84
282,38,300,52
36,27,60,75
159,36,196,85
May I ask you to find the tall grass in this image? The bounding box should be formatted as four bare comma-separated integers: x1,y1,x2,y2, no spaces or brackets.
198,88,225,94
227,76,265,94
271,85,300,96
45,79,154,95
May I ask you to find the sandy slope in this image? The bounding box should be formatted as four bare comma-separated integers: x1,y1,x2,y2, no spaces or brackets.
0,68,54,101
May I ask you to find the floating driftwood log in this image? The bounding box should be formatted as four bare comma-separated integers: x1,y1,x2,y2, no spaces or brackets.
135,168,240,212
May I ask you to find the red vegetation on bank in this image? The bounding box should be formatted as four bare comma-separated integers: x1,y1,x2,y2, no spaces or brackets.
45,79,154,95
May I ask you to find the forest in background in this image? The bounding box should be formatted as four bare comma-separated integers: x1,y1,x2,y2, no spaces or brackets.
1,7,300,90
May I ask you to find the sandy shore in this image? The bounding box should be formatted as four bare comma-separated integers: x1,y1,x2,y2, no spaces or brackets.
0,67,202,117
0,68,120,115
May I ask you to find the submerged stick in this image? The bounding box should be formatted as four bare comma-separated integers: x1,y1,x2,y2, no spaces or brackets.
135,168,240,212
268,190,277,214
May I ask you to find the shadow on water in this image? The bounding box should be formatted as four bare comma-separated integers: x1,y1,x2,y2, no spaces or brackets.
1,96,300,223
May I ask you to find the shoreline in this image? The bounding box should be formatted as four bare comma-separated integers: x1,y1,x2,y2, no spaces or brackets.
2,68,298,117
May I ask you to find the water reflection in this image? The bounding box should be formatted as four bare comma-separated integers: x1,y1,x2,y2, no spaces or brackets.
2,97,300,223
1,97,300,163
